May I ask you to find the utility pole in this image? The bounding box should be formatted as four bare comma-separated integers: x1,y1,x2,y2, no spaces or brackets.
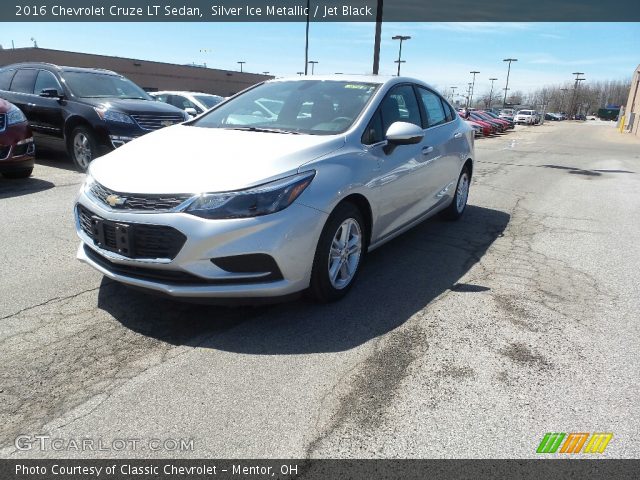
488,78,498,109
502,58,518,107
372,0,383,75
570,72,585,118
469,71,480,108
304,0,310,75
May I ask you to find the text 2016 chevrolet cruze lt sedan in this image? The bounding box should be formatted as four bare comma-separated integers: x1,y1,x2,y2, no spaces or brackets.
75,76,474,302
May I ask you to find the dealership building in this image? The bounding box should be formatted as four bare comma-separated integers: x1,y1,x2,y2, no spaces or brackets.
0,47,272,96
622,64,640,137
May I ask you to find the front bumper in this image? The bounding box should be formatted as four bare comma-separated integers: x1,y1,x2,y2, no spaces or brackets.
75,191,328,298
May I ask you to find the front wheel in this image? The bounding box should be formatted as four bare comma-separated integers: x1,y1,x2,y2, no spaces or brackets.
441,168,470,221
69,127,98,172
309,203,366,302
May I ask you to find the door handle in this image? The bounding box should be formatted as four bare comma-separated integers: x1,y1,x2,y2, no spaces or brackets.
422,146,434,155
453,132,463,139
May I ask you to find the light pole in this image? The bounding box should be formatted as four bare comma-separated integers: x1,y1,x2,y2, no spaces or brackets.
450,86,457,101
465,83,472,109
502,58,518,108
488,78,498,109
262,72,270,75
297,71,304,76
237,61,246,73
308,60,318,75
469,71,480,107
392,35,411,76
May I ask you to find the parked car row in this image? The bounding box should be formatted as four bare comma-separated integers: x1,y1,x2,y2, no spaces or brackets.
460,109,515,137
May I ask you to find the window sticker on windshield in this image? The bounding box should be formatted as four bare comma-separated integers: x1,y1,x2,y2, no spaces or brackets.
344,84,371,90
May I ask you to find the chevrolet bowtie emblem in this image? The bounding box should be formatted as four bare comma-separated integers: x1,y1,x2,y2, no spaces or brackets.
105,194,126,207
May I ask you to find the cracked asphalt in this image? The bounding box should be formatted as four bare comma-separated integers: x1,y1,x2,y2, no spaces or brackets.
1,122,639,459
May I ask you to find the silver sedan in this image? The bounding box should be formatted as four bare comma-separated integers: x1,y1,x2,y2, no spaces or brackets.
75,75,474,302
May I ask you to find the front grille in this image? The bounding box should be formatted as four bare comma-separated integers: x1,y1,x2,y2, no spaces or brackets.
77,204,186,259
0,113,6,132
84,245,270,285
89,181,192,211
130,113,185,131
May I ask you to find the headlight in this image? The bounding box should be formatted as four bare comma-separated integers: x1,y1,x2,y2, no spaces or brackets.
186,171,315,219
6,106,27,125
94,107,135,124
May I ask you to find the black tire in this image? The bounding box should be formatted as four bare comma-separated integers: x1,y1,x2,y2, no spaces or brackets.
2,167,33,179
68,126,98,172
440,166,471,221
309,202,366,303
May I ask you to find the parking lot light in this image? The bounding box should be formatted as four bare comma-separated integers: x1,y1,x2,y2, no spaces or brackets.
502,58,518,108
308,60,318,75
392,35,411,76
237,61,246,73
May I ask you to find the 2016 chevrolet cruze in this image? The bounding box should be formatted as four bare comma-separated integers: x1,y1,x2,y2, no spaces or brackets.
75,76,474,302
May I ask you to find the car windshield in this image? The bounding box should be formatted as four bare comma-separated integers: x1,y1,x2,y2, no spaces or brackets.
517,110,533,115
63,71,151,100
194,94,223,108
191,80,379,135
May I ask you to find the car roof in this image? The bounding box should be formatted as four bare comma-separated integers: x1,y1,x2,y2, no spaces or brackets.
265,74,438,91
0,62,120,76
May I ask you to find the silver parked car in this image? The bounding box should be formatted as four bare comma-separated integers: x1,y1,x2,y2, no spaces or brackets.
75,75,474,302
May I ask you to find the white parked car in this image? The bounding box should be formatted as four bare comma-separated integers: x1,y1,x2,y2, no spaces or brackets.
514,109,535,125
150,91,224,117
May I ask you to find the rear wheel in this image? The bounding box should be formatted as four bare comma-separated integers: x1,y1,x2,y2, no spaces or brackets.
2,167,33,179
69,126,98,172
309,203,366,302
441,167,470,221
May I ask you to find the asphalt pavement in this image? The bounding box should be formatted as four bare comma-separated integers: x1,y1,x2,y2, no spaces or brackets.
1,121,639,458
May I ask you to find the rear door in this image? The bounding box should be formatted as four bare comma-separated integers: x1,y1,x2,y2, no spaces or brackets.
7,69,38,117
416,87,464,207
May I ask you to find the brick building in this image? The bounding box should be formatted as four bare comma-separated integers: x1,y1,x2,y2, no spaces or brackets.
0,47,272,96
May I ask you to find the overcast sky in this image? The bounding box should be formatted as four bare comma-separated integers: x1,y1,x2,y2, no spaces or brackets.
1,22,638,95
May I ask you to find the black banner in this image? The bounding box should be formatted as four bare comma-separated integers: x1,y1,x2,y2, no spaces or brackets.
1,459,640,480
2,0,640,22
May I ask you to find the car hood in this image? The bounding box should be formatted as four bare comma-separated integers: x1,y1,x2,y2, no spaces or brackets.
80,97,184,115
89,125,345,194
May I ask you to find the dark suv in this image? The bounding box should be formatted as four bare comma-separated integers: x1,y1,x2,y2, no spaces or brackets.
0,63,187,171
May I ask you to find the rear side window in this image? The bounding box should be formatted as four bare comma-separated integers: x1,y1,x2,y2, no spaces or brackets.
10,69,38,94
0,69,16,91
34,70,63,95
418,88,447,127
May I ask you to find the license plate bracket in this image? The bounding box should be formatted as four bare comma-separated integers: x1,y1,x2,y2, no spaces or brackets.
90,216,134,257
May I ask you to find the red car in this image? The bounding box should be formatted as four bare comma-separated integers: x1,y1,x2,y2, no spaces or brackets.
460,112,496,134
476,110,512,130
0,98,35,178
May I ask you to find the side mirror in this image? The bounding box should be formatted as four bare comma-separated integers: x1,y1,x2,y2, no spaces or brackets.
385,121,424,145
40,88,63,99
184,107,198,117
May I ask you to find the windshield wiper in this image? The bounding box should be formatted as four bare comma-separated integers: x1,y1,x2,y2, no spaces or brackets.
226,126,302,135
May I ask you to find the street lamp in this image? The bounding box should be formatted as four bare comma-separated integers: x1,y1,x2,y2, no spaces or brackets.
297,72,304,76
502,58,518,107
466,82,472,108
560,88,569,113
469,71,480,107
488,78,498,109
450,86,457,101
262,71,270,75
392,35,411,76
308,60,318,75
237,61,246,72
